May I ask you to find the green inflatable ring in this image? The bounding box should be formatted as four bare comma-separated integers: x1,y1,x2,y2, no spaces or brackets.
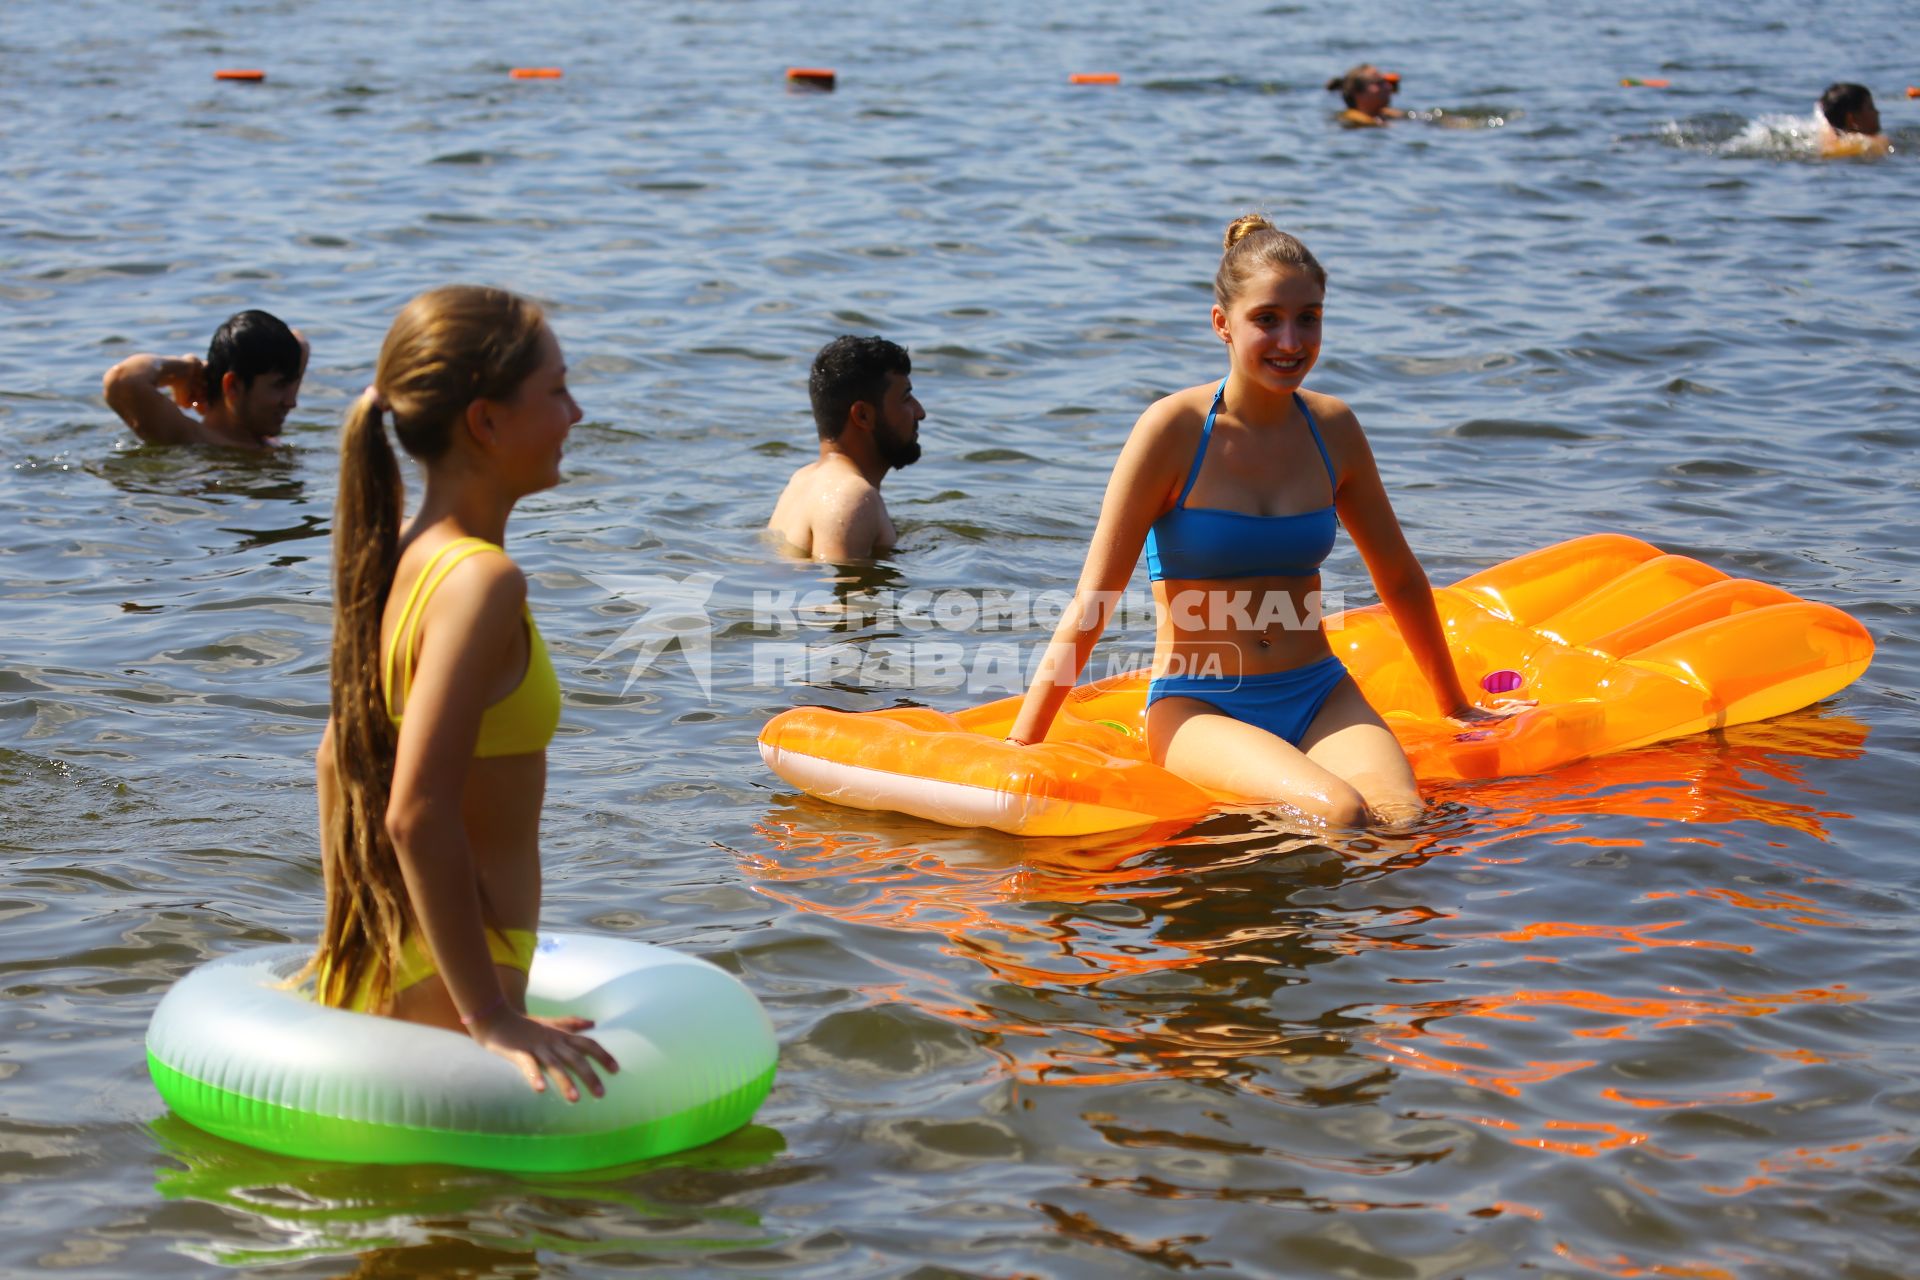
147,932,776,1171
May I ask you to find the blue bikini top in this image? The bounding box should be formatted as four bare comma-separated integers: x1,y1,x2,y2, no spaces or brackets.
1145,378,1340,582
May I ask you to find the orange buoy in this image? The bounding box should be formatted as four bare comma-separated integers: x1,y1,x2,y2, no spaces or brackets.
1619,77,1670,88
214,69,265,82
1069,72,1121,85
786,67,836,90
509,67,564,80
1907,86,1919,99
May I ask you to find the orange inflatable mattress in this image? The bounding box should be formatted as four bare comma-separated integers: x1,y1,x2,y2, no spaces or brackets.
758,535,1874,836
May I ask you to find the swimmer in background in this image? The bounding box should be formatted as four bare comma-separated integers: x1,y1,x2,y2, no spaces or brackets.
309,285,616,1102
768,334,925,560
1326,64,1406,128
1816,83,1891,157
1007,216,1521,827
102,309,307,448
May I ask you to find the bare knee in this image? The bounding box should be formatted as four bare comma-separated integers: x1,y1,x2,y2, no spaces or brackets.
1309,777,1426,829
1358,779,1426,828
1300,779,1370,828
1369,795,1427,828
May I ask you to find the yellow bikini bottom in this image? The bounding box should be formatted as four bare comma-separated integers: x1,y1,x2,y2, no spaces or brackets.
334,927,537,1013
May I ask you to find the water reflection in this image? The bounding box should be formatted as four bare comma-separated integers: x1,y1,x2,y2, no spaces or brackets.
87,443,308,506
742,710,1874,1196
149,1115,793,1269
814,563,914,639
1429,709,1869,842
747,711,1868,984
1406,105,1521,130
341,1240,538,1278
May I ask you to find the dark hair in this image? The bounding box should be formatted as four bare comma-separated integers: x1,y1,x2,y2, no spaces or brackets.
205,310,303,403
1215,215,1328,307
310,285,549,1012
809,335,910,441
1325,64,1394,108
1818,82,1873,130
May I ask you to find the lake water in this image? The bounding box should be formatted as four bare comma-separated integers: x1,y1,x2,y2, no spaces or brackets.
2,1,1917,1276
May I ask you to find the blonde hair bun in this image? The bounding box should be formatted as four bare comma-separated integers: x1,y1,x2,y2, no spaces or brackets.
1213,220,1327,306
1223,213,1277,250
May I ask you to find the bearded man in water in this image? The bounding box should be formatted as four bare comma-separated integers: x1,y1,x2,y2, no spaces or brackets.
768,335,926,560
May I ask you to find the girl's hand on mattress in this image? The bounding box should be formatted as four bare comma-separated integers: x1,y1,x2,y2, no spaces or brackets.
1447,699,1534,726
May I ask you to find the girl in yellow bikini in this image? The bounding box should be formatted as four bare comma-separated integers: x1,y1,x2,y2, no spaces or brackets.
309,285,615,1103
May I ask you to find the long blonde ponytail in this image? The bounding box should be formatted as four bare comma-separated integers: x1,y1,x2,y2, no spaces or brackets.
310,390,410,1010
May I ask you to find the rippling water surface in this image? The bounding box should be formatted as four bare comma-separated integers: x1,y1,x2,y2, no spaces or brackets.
3,1,1917,1276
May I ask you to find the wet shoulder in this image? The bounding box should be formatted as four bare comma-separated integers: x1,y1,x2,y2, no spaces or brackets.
1122,385,1220,512
768,463,813,523
1296,388,1356,430
811,465,884,519
393,536,526,620
1130,382,1219,453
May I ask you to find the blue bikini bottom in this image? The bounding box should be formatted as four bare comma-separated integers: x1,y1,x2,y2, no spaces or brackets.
1146,653,1351,748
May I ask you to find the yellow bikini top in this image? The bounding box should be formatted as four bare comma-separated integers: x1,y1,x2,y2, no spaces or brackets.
383,537,560,758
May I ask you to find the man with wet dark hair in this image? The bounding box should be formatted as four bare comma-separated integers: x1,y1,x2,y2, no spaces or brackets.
768,334,925,560
1815,82,1890,157
103,309,307,447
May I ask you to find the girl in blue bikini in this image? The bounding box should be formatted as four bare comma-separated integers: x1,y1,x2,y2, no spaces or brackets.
1009,215,1511,826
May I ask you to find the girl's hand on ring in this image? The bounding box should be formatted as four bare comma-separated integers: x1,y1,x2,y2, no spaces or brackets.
471,1009,619,1102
